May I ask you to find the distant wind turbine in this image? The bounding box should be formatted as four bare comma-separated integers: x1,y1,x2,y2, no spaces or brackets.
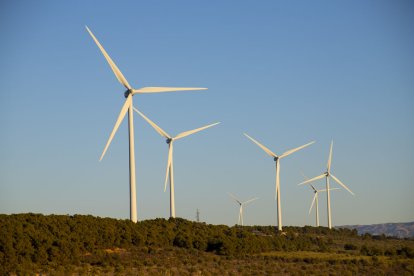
86,26,207,222
244,133,314,231
228,193,258,226
300,172,339,227
134,108,219,218
299,141,354,229
306,184,340,227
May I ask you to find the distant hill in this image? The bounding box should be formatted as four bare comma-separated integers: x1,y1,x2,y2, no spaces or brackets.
338,222,414,238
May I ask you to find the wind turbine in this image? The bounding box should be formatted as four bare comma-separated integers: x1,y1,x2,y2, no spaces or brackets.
86,26,207,223
306,184,340,227
300,172,340,227
134,108,219,218
299,141,354,229
228,193,258,226
244,133,314,231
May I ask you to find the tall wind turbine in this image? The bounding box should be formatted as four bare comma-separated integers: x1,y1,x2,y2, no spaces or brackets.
244,133,314,231
305,184,339,227
299,141,354,229
86,26,207,223
134,108,219,218
229,193,258,226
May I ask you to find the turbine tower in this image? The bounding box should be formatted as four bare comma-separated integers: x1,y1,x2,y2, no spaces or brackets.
229,193,258,226
134,108,219,218
299,141,354,229
86,26,207,222
244,133,314,231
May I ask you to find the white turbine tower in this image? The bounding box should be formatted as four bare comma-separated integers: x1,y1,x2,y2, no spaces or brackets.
299,141,354,229
134,108,219,218
244,133,314,231
86,26,207,222
228,194,258,226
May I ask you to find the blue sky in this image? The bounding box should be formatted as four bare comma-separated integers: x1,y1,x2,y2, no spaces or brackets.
1,1,413,227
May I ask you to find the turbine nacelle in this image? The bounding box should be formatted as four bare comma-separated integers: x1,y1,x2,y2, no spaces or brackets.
273,156,279,162
124,89,133,98
166,138,172,144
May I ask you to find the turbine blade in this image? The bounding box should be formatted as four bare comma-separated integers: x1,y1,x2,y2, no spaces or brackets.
228,193,242,205
309,194,317,214
243,197,259,205
99,94,132,161
327,140,333,173
85,26,131,90
243,133,277,158
330,174,354,195
280,141,315,158
164,143,173,192
132,87,207,94
318,188,340,192
298,173,326,186
300,171,309,180
310,184,318,192
174,122,220,140
133,107,171,139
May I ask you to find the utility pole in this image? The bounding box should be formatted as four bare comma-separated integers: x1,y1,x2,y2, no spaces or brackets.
196,209,200,222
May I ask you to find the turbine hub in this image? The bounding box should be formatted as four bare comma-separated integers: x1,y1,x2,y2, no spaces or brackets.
124,89,132,98
273,157,278,162
166,138,172,144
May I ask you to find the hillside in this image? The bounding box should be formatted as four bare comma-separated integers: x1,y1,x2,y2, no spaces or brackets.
338,222,414,238
1,213,413,275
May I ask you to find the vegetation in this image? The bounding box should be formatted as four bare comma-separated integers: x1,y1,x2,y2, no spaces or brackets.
1,213,413,275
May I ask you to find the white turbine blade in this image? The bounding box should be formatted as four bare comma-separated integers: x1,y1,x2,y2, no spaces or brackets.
298,173,326,186
85,26,131,90
330,174,355,195
164,143,173,192
300,171,309,180
243,197,259,205
318,188,340,192
309,194,317,214
327,141,333,173
133,107,171,139
228,193,242,205
99,94,132,161
132,87,207,94
243,133,277,158
280,141,315,159
174,122,220,140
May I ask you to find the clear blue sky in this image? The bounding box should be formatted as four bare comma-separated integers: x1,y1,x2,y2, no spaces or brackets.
1,1,413,227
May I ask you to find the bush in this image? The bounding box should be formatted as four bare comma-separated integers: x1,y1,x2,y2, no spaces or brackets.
344,243,358,250
397,246,414,258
